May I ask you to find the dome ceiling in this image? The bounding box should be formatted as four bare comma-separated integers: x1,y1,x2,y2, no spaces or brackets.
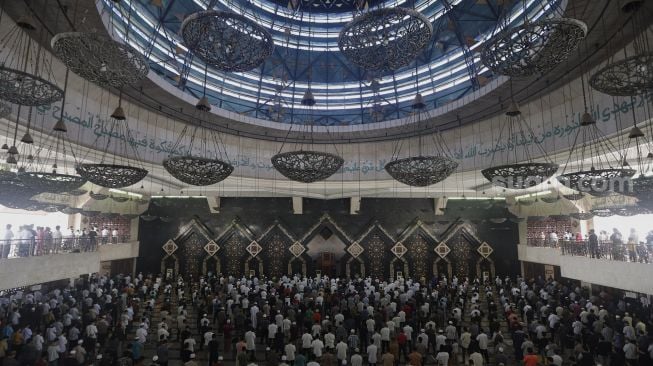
99,0,555,126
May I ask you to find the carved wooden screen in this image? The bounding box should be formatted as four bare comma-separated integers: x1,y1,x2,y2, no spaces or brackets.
361,230,392,280
179,232,207,280
405,234,433,281
261,231,290,279
222,231,248,277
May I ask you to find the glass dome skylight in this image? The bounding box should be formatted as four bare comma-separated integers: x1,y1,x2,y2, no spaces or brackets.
99,0,560,126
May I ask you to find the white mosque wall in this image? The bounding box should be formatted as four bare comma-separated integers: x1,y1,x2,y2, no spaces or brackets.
0,241,139,290
518,245,653,294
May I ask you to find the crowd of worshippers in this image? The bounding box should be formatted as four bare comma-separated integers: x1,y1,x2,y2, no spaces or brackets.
535,228,653,263
0,272,652,366
0,224,124,258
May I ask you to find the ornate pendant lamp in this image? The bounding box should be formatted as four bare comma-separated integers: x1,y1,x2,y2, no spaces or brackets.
589,0,653,96
0,15,63,106
19,70,87,193
481,100,558,189
338,7,432,71
51,33,148,89
162,124,234,186
481,2,587,77
615,99,653,209
385,94,458,187
75,97,148,188
557,74,635,196
163,62,233,186
271,89,344,183
181,10,274,73
271,31,343,184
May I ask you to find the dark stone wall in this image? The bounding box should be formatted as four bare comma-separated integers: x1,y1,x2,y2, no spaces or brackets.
136,197,520,279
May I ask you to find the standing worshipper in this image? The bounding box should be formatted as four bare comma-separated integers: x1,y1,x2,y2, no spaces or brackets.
2,224,13,258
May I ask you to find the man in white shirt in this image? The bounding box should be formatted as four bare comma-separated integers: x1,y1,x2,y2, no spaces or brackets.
311,337,324,360
302,332,313,353
101,227,109,244
284,342,296,363
336,340,348,362
135,324,148,344
2,224,13,258
268,322,278,346
52,226,63,253
351,349,363,366
435,349,450,366
476,331,489,361
367,342,378,366
111,228,119,244
245,329,256,359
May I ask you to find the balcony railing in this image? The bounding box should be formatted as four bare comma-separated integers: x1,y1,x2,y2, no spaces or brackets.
0,235,133,259
527,238,652,263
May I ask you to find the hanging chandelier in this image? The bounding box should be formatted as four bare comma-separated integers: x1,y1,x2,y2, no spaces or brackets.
481,100,558,189
272,150,344,183
162,124,234,186
557,111,635,196
271,89,344,183
589,0,653,96
481,16,587,77
181,10,274,72
0,178,37,210
51,32,149,89
19,71,87,193
338,7,432,71
76,99,148,188
0,16,63,106
385,94,458,186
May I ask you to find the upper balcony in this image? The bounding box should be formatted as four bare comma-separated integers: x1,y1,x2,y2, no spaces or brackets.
0,237,139,290
518,239,653,294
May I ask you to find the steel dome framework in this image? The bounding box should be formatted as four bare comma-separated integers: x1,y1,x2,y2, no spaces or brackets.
100,0,559,127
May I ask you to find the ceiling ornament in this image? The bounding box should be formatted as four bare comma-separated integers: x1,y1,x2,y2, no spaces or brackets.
590,2,652,96
79,210,101,217
385,94,458,186
162,124,234,186
19,71,87,194
0,178,37,209
272,150,344,183
590,208,614,217
0,103,11,119
481,18,587,77
569,212,594,220
111,196,130,203
51,32,149,89
0,16,63,105
558,73,636,196
609,206,650,216
76,98,148,188
89,191,109,200
563,193,585,201
590,54,653,96
271,75,343,183
181,10,274,72
540,195,561,204
140,214,159,221
481,101,558,189
66,189,87,196
339,7,432,71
